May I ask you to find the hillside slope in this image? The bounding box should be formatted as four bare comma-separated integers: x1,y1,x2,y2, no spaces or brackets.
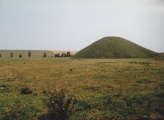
73,37,157,58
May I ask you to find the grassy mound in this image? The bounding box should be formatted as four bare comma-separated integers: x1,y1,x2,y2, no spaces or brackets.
73,37,157,58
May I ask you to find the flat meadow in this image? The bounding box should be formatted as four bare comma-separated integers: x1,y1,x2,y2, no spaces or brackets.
0,57,163,119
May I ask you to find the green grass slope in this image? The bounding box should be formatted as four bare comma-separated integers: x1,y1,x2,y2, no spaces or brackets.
0,50,55,58
73,37,158,58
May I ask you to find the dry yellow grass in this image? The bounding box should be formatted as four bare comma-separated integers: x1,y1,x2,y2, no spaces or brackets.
0,58,163,119
0,58,163,96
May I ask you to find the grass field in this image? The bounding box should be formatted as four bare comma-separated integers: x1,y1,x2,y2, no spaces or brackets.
0,57,163,119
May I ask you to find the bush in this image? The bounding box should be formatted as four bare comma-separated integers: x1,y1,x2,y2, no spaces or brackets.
20,87,33,95
42,88,76,120
42,90,47,95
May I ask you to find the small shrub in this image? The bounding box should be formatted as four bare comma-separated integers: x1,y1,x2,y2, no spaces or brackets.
42,88,76,120
20,87,33,95
42,90,47,94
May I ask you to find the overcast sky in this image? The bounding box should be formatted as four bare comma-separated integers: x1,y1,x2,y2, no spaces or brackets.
0,0,164,52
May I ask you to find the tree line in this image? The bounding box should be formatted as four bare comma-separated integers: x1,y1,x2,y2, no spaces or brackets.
0,51,71,58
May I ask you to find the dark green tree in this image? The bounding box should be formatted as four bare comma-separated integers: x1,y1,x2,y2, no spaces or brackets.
0,53,1,57
55,53,60,57
28,51,31,58
19,54,22,58
67,51,71,57
61,53,66,57
11,52,13,58
43,52,46,58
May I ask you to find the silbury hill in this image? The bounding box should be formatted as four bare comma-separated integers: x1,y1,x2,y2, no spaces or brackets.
73,37,158,58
